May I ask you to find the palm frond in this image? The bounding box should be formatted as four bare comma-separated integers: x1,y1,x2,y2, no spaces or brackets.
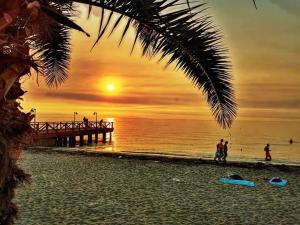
73,0,237,128
40,4,90,37
27,1,83,87
253,0,257,9
30,23,71,87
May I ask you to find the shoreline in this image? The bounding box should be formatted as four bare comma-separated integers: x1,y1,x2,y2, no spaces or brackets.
24,147,300,172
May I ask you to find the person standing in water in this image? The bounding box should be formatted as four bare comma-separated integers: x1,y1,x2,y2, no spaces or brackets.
214,139,224,161
264,144,272,161
223,141,229,161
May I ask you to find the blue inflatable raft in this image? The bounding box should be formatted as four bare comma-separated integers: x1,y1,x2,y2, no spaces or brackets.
219,178,255,187
269,177,288,187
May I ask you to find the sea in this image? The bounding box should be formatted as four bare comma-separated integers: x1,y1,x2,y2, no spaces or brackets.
47,117,300,166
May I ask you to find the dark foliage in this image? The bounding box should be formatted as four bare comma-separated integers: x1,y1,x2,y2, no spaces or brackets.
12,0,237,128
72,0,237,128
30,24,71,87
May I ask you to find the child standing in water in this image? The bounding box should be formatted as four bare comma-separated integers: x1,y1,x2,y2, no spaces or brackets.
264,144,272,161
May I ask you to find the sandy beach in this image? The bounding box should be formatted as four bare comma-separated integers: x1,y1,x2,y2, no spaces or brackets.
16,150,300,225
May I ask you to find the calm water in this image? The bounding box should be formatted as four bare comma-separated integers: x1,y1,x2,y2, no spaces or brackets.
50,118,300,165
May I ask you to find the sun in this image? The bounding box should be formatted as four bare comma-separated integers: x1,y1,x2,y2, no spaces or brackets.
107,84,115,91
97,76,122,96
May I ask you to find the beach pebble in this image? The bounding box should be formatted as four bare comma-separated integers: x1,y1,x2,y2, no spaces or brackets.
172,178,180,182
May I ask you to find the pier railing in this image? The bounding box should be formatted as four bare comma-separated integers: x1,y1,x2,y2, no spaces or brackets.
30,121,114,135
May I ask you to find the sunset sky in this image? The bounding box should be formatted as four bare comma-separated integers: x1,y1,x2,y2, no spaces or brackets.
22,0,300,123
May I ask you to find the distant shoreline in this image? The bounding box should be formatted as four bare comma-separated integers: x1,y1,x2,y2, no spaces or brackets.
24,147,300,172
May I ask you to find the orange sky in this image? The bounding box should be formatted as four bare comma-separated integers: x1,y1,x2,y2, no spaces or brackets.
22,1,300,123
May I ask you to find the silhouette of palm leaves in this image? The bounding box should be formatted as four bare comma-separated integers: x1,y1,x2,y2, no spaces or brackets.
30,0,237,128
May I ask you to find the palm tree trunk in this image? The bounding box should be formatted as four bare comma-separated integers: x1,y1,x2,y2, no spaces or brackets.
0,137,18,225
0,0,33,218
0,65,32,224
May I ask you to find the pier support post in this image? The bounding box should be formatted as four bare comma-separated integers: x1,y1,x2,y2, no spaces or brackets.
102,132,107,143
80,135,84,146
95,133,98,143
88,134,93,144
109,132,112,143
63,137,68,146
56,137,63,147
69,136,76,147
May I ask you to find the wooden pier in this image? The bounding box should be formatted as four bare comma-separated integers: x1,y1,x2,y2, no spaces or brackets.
31,121,114,147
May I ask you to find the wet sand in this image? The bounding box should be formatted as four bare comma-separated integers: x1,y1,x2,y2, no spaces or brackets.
26,147,300,171
16,150,300,225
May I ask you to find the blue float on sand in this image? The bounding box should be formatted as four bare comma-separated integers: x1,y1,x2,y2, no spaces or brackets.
219,174,255,187
269,177,288,187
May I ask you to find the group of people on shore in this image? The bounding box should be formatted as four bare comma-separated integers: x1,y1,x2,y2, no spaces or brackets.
214,140,275,162
214,139,229,162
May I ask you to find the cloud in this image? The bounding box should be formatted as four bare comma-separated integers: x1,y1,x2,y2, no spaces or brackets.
239,99,300,109
269,0,300,16
237,83,300,109
41,91,199,106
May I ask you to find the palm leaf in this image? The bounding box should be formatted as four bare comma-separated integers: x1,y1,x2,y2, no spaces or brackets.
253,0,257,9
40,3,90,37
30,23,71,87
28,1,82,87
72,0,236,128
